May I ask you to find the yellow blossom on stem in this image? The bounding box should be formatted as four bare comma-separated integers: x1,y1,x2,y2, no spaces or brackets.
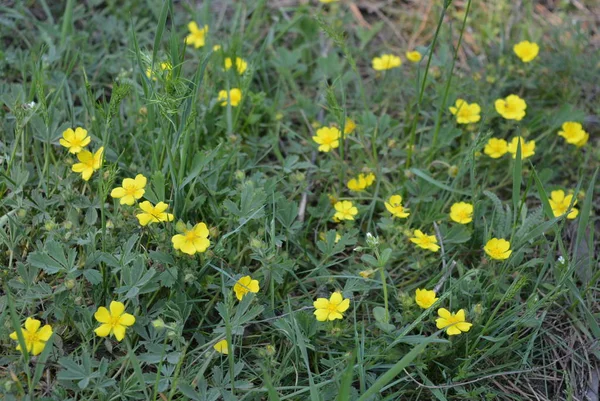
513,41,539,63
343,118,356,136
406,50,422,63
347,173,375,191
333,200,358,221
233,275,260,301
372,54,401,71
359,269,375,279
495,95,527,121
410,230,440,252
224,57,248,74
136,201,174,226
507,136,536,159
549,190,578,219
558,122,587,145
484,138,508,158
186,22,208,48
60,127,91,154
450,202,473,224
94,301,135,342
214,339,228,354
483,238,512,260
9,317,53,356
312,126,341,152
110,174,147,205
172,222,211,255
72,147,104,181
449,99,481,124
218,88,242,107
313,292,350,321
415,289,438,309
436,308,472,336
384,195,410,218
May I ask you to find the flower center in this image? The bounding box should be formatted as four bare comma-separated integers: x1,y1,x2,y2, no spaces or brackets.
184,230,197,241
123,184,138,196
327,303,339,313
109,316,120,328
25,331,39,343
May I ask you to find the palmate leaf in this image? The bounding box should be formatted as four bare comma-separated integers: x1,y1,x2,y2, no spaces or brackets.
28,240,77,274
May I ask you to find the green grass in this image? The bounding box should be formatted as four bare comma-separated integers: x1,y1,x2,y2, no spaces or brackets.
1,0,599,400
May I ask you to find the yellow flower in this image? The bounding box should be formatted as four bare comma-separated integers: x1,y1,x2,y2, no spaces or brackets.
145,62,172,80
333,200,358,221
313,292,350,321
484,138,508,158
449,99,481,124
495,95,527,121
372,54,401,71
72,146,104,181
483,238,512,260
319,231,341,243
224,57,248,74
319,0,339,2
186,22,208,48
214,339,229,354
9,317,53,356
435,308,472,336
213,45,222,51
94,301,135,342
343,118,356,136
233,275,260,301
347,173,375,192
513,40,539,63
507,136,536,159
410,230,440,252
549,190,578,219
312,126,341,152
218,88,242,107
449,202,473,224
60,127,90,154
110,174,147,205
385,195,410,218
359,269,375,279
172,222,210,255
136,201,174,226
415,289,438,309
558,122,587,145
406,50,422,63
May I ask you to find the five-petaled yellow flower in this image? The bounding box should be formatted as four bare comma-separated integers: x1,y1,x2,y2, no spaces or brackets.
558,122,587,145
372,54,401,71
507,136,536,159
186,22,208,48
172,222,211,255
313,126,341,152
495,95,527,121
406,50,422,63
347,173,375,192
9,317,53,356
410,230,440,252
94,301,136,342
218,88,242,107
549,190,578,219
385,195,410,219
513,40,539,63
436,308,472,336
136,201,175,226
450,202,473,224
313,292,350,321
72,147,104,181
333,200,358,221
483,238,512,260
484,138,508,158
415,289,438,309
214,339,228,354
224,57,248,74
344,118,356,136
234,275,260,301
60,127,90,154
449,99,481,124
110,174,147,205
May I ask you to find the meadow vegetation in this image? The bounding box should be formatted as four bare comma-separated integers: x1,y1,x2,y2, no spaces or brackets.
0,0,599,400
